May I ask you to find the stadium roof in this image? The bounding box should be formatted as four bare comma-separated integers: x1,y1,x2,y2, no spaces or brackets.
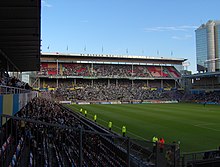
42,52,187,65
0,0,41,72
182,71,220,78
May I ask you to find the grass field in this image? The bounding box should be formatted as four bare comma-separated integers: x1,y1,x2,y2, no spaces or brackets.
67,103,220,153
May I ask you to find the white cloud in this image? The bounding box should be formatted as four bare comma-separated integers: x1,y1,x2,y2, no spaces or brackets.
144,25,198,32
42,0,52,8
171,34,193,40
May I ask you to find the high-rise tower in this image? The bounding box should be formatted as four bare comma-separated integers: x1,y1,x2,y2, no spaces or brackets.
195,20,220,72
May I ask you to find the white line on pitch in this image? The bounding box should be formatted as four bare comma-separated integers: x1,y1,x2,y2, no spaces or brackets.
193,124,220,132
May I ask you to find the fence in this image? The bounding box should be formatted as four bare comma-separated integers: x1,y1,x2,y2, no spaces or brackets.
181,150,220,167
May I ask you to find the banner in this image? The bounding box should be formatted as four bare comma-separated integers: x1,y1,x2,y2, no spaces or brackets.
19,93,27,110
13,94,19,115
100,102,111,104
59,101,71,104
132,101,141,104
111,101,122,104
77,102,90,105
3,94,13,115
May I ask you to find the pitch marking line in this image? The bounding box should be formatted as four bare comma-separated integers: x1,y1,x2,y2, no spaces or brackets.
193,123,220,132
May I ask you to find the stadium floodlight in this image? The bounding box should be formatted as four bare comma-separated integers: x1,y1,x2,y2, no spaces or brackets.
182,61,190,71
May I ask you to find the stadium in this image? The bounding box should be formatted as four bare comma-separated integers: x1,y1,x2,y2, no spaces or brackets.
1,1,220,167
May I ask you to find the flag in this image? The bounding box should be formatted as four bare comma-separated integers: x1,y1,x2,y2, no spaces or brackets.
157,50,159,55
126,48,128,54
47,45,50,50
102,45,104,53
171,51,173,56
66,45,68,51
84,45,86,51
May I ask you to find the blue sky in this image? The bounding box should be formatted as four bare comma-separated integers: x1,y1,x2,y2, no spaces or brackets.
41,0,220,73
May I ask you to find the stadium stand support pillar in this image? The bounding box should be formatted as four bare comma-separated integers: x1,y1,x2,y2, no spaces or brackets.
91,79,93,87
155,142,158,167
79,127,83,167
38,78,40,88
108,79,110,88
181,155,185,167
127,137,130,167
56,78,59,88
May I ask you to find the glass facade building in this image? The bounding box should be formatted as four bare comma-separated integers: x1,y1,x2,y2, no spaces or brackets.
195,20,220,72
196,28,208,72
216,24,220,70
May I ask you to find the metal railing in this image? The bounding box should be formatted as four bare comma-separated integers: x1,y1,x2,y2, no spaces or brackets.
181,150,220,167
0,85,30,94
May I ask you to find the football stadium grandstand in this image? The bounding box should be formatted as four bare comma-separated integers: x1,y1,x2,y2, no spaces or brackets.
35,52,185,103
1,1,220,167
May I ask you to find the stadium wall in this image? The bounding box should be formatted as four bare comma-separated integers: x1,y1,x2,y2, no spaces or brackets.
0,91,38,116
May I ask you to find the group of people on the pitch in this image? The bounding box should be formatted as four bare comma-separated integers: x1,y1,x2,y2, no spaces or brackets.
79,107,176,155
80,108,127,137
152,136,165,153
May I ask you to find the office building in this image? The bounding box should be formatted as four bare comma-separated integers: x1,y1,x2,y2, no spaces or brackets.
195,20,220,72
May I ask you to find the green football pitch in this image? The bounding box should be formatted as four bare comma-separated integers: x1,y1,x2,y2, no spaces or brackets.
67,103,220,153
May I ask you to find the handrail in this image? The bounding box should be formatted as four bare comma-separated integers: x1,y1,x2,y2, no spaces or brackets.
0,85,31,94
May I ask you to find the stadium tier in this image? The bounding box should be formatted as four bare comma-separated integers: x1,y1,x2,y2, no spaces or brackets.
39,53,185,79
38,63,181,79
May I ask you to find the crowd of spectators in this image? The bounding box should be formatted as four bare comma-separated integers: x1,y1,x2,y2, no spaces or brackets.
39,63,57,75
182,91,220,103
148,66,169,78
52,80,182,102
42,78,177,89
37,63,219,104
38,63,181,79
41,77,220,104
55,84,220,104
0,69,31,91
63,63,89,76
92,64,132,77
0,97,127,166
